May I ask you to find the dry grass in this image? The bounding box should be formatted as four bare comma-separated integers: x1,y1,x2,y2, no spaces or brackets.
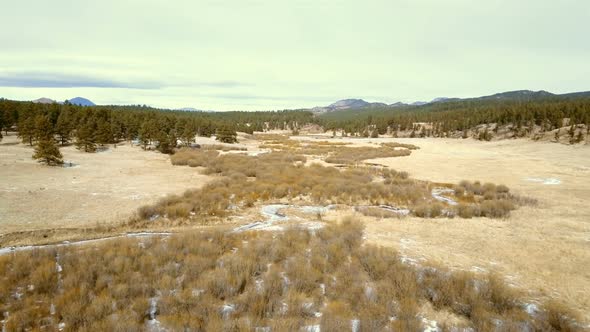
0,219,583,331
256,134,414,164
139,149,525,225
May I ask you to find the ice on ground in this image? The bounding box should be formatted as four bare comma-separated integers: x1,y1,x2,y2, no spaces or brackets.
431,188,458,206
62,161,79,168
221,304,235,319
0,232,172,256
524,303,540,316
525,177,561,185
421,317,440,332
303,325,320,332
233,204,334,232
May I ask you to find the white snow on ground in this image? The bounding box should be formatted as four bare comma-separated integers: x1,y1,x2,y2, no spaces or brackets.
351,319,360,332
431,188,458,206
146,293,168,332
0,232,172,256
421,317,441,332
1,312,8,332
524,303,540,316
302,325,320,332
356,205,410,216
525,177,561,185
233,204,334,232
221,304,236,319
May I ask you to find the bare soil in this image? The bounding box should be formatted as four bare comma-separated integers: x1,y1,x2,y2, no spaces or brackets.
0,133,213,235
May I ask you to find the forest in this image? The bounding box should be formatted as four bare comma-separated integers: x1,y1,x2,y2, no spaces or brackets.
317,97,590,139
0,99,314,160
1,95,589,165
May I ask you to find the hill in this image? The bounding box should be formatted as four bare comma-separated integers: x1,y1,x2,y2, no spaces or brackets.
67,97,95,106
32,97,56,104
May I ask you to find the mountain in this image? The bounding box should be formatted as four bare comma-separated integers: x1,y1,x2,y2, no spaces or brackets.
328,99,371,110
67,97,95,106
476,90,555,101
390,102,408,107
32,97,56,104
312,99,390,113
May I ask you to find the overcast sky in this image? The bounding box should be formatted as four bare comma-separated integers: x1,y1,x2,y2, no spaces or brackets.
1,0,589,110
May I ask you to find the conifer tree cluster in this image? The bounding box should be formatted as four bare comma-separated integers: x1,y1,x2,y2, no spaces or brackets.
0,99,315,155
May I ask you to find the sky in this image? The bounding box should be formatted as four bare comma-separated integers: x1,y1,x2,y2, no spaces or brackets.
1,0,589,111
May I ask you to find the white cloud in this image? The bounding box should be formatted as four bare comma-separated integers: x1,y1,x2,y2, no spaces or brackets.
1,0,589,110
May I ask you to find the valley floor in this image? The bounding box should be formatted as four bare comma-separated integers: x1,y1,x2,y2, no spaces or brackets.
298,136,590,321
1,132,589,322
0,133,213,237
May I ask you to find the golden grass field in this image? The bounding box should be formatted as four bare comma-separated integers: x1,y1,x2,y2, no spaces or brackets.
1,132,589,324
293,136,590,321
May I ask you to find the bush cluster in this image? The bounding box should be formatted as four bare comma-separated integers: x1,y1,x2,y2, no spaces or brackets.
0,220,582,331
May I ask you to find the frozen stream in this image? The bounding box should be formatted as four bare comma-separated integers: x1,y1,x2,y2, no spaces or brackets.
0,232,172,256
233,204,334,232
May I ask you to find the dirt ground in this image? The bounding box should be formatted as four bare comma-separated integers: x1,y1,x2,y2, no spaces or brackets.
297,136,590,320
0,132,213,234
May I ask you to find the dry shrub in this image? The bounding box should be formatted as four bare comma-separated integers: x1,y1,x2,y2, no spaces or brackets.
479,199,516,218
380,142,420,150
412,202,443,218
355,206,406,219
200,144,247,151
3,218,581,330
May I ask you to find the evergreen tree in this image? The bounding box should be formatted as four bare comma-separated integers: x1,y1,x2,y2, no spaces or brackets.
34,115,54,141
75,123,97,152
216,126,238,144
155,130,177,154
33,139,63,165
18,117,36,145
95,119,114,146
55,109,74,145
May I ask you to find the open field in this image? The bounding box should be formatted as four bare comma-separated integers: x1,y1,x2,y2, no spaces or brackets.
1,131,589,328
291,136,590,321
0,133,213,235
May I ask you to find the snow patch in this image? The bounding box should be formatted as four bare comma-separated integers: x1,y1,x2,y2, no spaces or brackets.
303,325,320,332
525,177,561,185
431,188,458,206
233,204,334,232
0,232,172,256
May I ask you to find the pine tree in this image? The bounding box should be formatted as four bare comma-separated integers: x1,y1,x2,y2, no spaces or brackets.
34,115,53,141
75,123,97,152
55,109,74,145
155,130,177,154
215,126,238,144
18,117,36,146
95,119,113,146
33,139,63,165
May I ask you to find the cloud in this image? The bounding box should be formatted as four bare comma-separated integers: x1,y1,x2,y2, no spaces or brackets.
0,71,250,90
0,71,162,89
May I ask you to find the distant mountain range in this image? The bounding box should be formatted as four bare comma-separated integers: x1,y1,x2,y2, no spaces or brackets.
25,89,590,113
311,90,590,113
32,97,96,106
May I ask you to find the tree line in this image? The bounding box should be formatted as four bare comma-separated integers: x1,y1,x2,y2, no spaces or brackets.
0,99,314,165
318,98,590,139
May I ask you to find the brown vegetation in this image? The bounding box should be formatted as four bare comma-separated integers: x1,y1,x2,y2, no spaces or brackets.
141,149,528,224
0,220,583,331
256,135,414,164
